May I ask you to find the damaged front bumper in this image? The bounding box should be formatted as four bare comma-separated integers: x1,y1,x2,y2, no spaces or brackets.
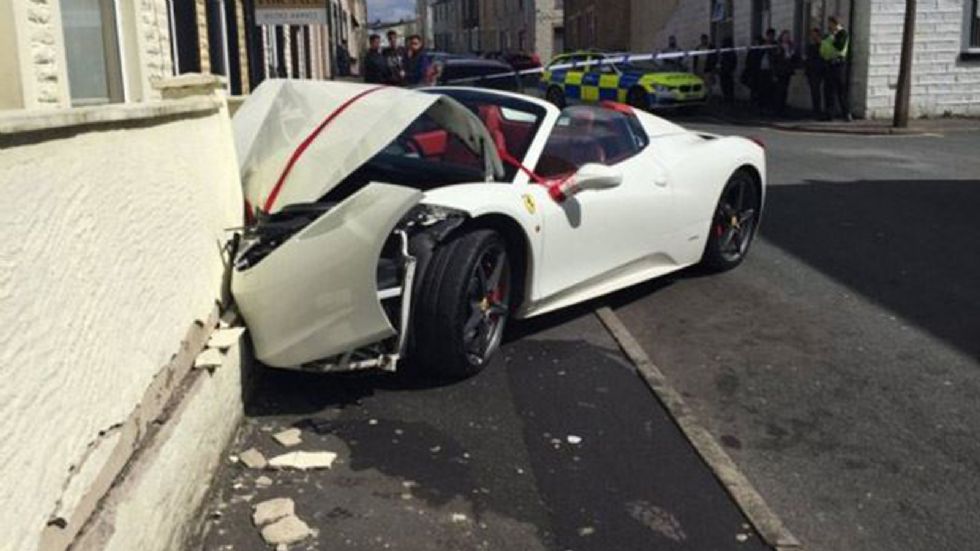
232,183,469,372
232,183,423,370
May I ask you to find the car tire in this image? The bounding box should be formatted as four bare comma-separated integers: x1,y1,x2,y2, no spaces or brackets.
546,86,566,108
414,229,512,379
701,170,760,272
627,87,648,110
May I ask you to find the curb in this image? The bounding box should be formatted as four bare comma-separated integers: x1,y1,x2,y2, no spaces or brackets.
595,306,802,551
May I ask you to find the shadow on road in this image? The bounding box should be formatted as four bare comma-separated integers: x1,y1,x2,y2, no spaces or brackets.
761,179,980,361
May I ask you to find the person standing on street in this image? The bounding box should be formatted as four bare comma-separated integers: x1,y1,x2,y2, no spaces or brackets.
402,34,429,86
804,27,826,118
719,37,738,104
693,34,711,75
383,30,405,85
364,34,388,84
335,39,353,77
773,30,798,115
821,15,852,121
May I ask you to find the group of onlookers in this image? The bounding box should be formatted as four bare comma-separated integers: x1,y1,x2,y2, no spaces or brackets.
363,31,430,86
675,15,853,121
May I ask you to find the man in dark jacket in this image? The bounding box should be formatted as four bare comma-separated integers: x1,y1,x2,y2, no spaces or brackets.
364,34,387,84
402,34,429,86
804,27,825,118
382,30,405,85
719,38,738,103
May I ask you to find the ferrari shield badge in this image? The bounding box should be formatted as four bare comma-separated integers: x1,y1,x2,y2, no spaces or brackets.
522,194,536,215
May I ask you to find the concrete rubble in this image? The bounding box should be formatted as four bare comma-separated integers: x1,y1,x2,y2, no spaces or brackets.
252,497,312,546
268,451,337,471
239,448,268,470
272,428,302,448
252,497,294,526
208,326,246,350
193,347,224,370
260,515,312,546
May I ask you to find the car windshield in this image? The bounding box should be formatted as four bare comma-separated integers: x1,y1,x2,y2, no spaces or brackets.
618,58,687,72
425,89,548,181
440,64,519,91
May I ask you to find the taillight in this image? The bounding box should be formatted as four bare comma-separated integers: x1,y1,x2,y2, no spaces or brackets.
749,136,766,149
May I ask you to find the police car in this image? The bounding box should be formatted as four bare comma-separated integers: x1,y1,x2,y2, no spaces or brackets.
540,51,707,111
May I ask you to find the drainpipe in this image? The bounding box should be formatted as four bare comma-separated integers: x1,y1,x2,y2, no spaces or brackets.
846,0,856,115
325,0,335,79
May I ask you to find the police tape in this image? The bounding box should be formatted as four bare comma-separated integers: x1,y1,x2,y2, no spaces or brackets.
439,44,778,85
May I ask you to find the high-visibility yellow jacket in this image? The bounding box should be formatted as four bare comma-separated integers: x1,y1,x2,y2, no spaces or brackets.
820,28,850,61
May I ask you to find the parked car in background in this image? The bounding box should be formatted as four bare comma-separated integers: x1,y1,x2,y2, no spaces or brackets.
230,80,766,379
483,51,542,73
425,56,521,92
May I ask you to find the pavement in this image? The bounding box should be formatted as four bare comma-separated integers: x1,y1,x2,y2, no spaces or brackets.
674,100,980,135
606,124,980,551
193,312,770,551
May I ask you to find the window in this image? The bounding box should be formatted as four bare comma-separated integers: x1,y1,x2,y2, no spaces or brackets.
751,0,772,39
710,0,734,45
59,0,124,105
968,0,980,51
536,106,648,178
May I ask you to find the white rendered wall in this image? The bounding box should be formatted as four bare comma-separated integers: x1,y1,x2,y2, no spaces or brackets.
0,102,242,551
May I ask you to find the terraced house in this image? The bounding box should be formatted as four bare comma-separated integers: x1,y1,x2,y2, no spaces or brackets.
564,0,980,118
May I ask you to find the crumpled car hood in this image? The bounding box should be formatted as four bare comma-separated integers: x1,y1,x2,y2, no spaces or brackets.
232,79,503,214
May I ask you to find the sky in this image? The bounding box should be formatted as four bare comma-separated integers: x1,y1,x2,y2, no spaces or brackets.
366,0,415,23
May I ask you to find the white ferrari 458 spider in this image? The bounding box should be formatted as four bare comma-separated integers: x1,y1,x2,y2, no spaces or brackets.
232,80,765,378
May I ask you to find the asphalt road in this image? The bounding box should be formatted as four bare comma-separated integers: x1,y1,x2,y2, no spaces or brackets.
608,121,980,551
194,312,769,551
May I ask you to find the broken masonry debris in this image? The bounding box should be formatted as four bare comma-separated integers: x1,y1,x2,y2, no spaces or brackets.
272,428,303,448
268,451,337,470
239,448,268,470
252,497,294,526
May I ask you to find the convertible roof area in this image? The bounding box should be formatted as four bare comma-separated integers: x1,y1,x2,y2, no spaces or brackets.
233,79,504,214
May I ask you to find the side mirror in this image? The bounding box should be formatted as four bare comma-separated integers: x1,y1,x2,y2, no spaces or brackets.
574,163,622,192
548,163,622,202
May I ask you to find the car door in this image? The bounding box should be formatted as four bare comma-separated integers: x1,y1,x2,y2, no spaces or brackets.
581,55,620,103
526,107,676,306
560,54,588,103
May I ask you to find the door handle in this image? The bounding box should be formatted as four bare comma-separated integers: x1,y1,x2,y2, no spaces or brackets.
654,178,668,187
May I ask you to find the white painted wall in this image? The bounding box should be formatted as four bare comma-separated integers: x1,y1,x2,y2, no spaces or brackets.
859,0,980,118
0,101,242,551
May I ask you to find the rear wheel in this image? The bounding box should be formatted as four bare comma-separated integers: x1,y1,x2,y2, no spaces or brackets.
415,230,512,379
546,86,567,108
627,87,649,110
701,170,760,272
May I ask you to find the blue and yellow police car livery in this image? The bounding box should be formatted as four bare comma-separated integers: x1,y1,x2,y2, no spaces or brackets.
540,51,707,110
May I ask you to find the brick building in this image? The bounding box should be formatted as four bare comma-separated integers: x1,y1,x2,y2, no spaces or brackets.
425,0,564,61
565,0,980,118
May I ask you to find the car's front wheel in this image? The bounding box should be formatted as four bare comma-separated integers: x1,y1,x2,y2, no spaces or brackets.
701,170,760,272
627,87,649,110
546,86,567,108
415,230,511,379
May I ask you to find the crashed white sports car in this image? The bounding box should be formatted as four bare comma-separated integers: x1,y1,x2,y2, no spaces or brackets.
232,80,765,378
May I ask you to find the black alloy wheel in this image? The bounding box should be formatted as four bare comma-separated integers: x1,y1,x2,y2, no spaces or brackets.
627,87,649,110
702,170,760,271
546,86,567,108
414,230,512,379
